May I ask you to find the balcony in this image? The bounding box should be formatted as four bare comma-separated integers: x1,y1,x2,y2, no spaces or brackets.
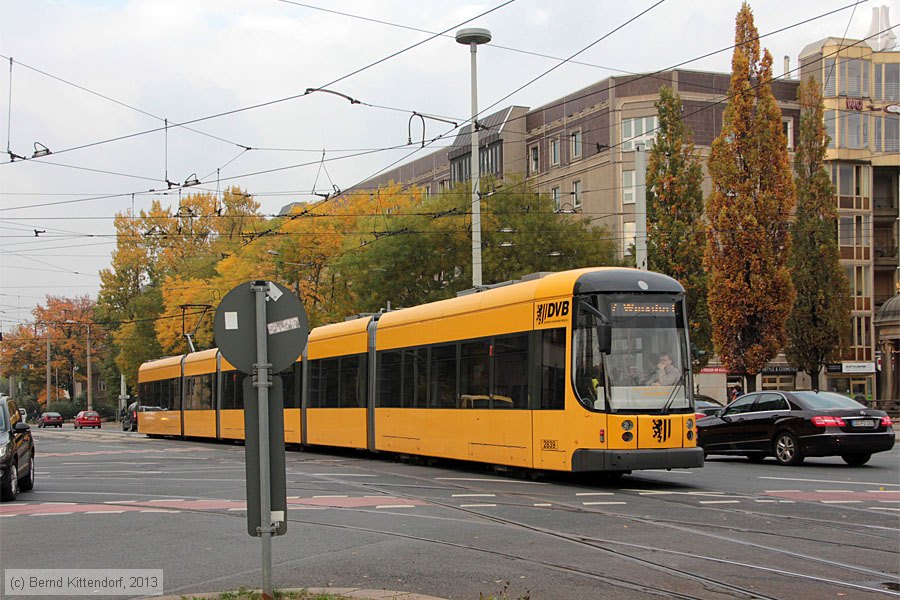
875,231,898,266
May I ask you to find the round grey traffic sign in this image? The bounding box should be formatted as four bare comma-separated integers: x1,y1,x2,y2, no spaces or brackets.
214,281,308,374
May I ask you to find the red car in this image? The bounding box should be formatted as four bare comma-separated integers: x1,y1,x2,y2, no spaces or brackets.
38,412,64,428
74,410,101,429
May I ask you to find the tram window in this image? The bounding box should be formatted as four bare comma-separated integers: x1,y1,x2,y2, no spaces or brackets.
339,355,365,408
494,334,528,409
403,348,428,408
460,340,491,409
282,364,301,408
378,351,402,407
221,370,243,410
320,358,340,408
541,328,566,410
430,344,458,408
308,361,322,408
185,374,213,410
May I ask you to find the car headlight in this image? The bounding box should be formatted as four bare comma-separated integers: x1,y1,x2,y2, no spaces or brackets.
0,446,6,458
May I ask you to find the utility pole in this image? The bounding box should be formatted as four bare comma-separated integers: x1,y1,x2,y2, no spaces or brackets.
634,142,648,271
46,330,52,408
86,323,92,411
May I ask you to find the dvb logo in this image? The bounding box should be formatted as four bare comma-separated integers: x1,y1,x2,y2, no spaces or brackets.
536,300,570,324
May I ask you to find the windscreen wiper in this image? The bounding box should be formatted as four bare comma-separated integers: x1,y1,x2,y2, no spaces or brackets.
660,368,687,414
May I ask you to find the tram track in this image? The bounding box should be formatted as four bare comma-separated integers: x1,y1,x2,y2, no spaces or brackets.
288,458,900,597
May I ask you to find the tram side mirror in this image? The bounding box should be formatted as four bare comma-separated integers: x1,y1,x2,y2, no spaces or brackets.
579,301,612,355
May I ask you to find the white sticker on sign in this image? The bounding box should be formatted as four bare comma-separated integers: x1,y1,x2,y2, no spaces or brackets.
271,510,285,524
267,316,301,335
224,312,239,330
267,285,283,302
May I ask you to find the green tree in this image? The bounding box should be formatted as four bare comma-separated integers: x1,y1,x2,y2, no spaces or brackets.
705,2,796,391
784,77,851,383
646,86,711,369
336,179,617,313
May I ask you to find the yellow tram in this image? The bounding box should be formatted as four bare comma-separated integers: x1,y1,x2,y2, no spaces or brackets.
138,267,703,473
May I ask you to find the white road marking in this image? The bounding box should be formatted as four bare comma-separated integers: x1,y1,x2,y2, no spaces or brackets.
820,500,862,504
533,503,552,507
41,502,76,505
636,491,675,495
227,508,246,511
452,494,495,498
778,500,795,503
313,495,348,498
459,504,497,508
754,500,777,503
582,501,627,506
764,490,802,493
871,507,900,511
699,500,741,504
104,500,137,504
878,500,900,503
760,476,900,487
867,490,900,493
376,505,415,509
32,512,73,516
140,510,179,513
86,510,126,514
576,492,614,496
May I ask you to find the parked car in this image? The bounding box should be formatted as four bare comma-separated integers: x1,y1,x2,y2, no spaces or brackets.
74,410,102,429
122,403,163,432
1,395,35,501
38,412,64,428
694,394,725,418
697,390,894,466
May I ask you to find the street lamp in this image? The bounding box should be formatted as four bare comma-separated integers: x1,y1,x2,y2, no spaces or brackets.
456,27,491,288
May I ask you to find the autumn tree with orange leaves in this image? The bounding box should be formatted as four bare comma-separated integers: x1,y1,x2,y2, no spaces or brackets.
705,2,795,391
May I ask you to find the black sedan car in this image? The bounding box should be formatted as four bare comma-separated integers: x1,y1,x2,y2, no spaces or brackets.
697,390,894,466
1,395,35,501
695,394,725,417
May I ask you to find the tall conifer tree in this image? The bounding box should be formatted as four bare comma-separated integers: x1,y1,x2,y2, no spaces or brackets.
785,78,851,383
705,2,796,391
647,86,711,369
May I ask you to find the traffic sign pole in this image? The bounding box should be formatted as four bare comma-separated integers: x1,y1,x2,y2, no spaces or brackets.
252,281,274,600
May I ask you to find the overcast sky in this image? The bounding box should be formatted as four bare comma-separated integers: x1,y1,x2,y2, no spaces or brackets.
1,0,897,330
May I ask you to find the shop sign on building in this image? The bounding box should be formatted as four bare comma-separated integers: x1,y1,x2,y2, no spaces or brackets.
841,362,876,374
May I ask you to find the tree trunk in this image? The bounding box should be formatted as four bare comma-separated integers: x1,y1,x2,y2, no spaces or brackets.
744,374,757,393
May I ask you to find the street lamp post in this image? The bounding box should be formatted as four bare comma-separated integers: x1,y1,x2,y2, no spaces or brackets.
66,319,92,410
456,27,491,288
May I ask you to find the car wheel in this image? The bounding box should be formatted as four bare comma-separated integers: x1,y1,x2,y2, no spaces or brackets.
745,454,766,463
1,463,18,501
841,453,872,466
773,432,804,466
19,454,34,492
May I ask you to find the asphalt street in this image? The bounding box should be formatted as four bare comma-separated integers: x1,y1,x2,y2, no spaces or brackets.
1,427,899,600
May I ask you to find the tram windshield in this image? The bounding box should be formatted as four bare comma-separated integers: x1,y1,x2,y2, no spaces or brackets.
573,294,690,413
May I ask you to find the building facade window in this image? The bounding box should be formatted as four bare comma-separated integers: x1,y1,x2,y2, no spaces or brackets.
825,110,836,149
623,221,636,256
876,113,900,152
550,138,560,166
622,116,658,151
529,145,539,175
570,130,582,159
824,58,837,97
622,169,635,204
551,186,561,210
762,375,795,391
782,117,794,149
839,58,870,98
840,111,868,149
572,180,582,208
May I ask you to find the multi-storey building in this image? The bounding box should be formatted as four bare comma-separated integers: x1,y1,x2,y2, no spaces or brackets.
357,39,899,403
800,37,899,400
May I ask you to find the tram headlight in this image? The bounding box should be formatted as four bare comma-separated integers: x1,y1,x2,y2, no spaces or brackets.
621,420,634,431
686,419,694,429
622,431,634,442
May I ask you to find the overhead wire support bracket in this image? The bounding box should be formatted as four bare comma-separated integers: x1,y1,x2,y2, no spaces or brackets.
408,112,458,147
304,87,362,104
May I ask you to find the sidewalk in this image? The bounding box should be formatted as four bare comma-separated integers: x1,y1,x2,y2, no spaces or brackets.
154,588,446,600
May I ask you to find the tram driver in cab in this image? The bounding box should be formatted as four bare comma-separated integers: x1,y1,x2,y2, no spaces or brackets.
646,351,679,386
